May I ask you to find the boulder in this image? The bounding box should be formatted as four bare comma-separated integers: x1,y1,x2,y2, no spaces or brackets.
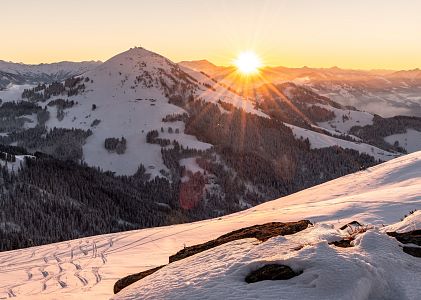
245,264,302,283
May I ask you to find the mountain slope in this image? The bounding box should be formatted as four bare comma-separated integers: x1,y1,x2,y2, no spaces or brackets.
0,151,419,299
0,60,100,90
10,47,391,176
38,47,262,176
178,59,231,76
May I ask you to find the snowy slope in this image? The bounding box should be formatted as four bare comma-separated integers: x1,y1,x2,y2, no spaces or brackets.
315,104,374,134
0,152,419,299
0,84,35,102
384,129,421,153
285,123,399,161
40,47,264,176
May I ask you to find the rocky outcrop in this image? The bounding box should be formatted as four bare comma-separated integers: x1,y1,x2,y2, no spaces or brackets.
387,230,421,258
329,239,353,248
114,220,311,293
169,220,311,263
114,265,165,294
245,264,302,283
387,230,421,246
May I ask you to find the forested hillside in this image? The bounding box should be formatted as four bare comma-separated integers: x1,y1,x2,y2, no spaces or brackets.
0,47,419,252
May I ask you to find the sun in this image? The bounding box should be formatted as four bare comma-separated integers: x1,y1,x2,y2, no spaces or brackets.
234,51,262,75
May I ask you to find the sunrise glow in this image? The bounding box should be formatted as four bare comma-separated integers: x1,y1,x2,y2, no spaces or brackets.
234,51,262,75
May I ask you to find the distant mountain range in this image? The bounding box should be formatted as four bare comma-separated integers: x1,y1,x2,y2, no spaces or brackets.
179,60,421,118
0,60,101,90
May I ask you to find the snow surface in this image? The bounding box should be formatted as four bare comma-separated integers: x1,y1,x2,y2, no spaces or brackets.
384,129,421,153
0,155,31,173
0,151,420,299
315,104,374,134
285,123,399,161
0,84,35,102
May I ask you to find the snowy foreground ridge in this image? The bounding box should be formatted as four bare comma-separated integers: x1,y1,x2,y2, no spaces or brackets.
1,152,420,299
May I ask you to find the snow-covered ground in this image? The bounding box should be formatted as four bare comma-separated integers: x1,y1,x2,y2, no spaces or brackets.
384,129,421,153
0,84,34,102
0,154,31,173
315,104,374,134
285,123,399,161
116,213,421,300
0,151,419,299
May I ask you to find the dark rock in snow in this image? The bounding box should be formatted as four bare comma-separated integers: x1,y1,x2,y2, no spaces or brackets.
329,239,353,248
387,230,421,246
114,265,165,294
387,230,421,258
169,220,311,263
402,247,421,258
245,264,302,283
339,221,362,230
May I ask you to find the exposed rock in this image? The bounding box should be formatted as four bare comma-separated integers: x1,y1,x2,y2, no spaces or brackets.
387,230,421,246
387,230,421,258
339,221,362,230
114,265,165,294
329,239,353,248
403,247,421,258
169,220,311,263
245,264,302,283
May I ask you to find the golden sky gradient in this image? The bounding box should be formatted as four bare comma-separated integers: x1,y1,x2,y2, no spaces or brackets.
2,0,421,69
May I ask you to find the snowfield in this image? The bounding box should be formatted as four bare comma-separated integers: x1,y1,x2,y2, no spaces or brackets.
0,151,420,299
0,84,35,102
285,123,399,161
384,129,421,153
315,104,374,134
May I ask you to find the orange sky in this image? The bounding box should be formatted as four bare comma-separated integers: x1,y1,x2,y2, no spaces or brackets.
1,0,421,70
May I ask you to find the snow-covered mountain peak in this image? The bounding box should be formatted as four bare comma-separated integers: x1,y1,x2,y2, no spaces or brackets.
84,46,197,97
95,47,176,74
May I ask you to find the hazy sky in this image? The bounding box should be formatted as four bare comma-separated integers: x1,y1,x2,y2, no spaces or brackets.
2,0,421,69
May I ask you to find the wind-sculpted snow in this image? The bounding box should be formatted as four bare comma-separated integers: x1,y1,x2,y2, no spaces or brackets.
114,219,421,300
0,152,420,299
